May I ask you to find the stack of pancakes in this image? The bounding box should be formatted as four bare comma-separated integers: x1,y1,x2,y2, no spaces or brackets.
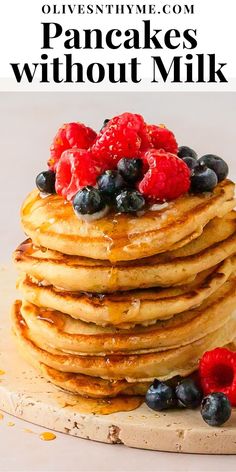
12,179,236,413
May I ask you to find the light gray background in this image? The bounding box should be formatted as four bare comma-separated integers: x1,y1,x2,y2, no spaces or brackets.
0,92,235,472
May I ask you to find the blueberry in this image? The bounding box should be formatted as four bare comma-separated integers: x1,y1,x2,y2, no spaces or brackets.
117,158,143,184
182,157,198,171
97,170,126,196
73,186,106,215
145,379,177,411
175,379,203,409
100,119,110,131
178,146,198,160
191,163,218,193
201,393,231,427
36,170,56,194
115,190,145,213
199,154,228,182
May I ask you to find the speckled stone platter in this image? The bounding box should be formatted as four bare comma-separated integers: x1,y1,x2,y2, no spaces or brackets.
0,265,236,454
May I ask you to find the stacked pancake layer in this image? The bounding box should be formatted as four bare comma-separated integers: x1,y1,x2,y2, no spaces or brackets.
13,180,236,412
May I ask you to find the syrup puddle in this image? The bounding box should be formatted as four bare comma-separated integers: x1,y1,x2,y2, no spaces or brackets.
40,432,57,441
23,428,57,441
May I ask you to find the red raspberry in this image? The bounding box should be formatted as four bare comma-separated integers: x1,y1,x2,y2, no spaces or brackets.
147,124,178,154
138,149,190,201
48,122,97,171
199,348,236,406
55,149,102,201
91,112,151,168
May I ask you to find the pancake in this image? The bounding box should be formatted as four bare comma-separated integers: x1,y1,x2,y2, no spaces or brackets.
14,328,236,399
18,257,236,327
21,180,235,262
12,300,236,382
15,335,143,411
14,213,236,292
17,342,149,398
20,275,236,355
14,337,236,399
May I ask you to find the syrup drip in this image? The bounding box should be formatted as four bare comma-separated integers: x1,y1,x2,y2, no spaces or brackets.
17,311,27,330
40,432,56,441
107,301,125,325
95,214,132,262
57,394,143,415
106,267,126,324
17,240,34,256
7,422,15,427
36,219,56,233
0,413,4,420
0,370,5,375
37,310,65,330
21,192,39,218
22,192,61,234
95,397,143,415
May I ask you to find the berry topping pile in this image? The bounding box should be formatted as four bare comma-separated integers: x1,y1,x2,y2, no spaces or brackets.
36,112,229,220
145,346,235,427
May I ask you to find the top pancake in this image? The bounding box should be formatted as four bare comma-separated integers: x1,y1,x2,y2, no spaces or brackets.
21,180,235,262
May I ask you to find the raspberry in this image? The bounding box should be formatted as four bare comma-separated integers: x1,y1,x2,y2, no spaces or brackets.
91,112,151,168
48,122,97,170
138,149,191,201
55,149,102,201
199,348,236,406
147,125,178,154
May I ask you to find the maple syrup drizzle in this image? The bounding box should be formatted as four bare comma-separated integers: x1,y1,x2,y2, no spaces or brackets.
17,239,35,256
75,209,133,261
37,309,65,330
40,432,56,441
56,393,143,415
107,301,125,325
22,192,59,234
106,267,129,324
36,219,56,233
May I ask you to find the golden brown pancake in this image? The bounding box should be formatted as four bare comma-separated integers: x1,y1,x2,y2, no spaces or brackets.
17,343,149,398
21,180,235,262
20,275,236,355
14,212,236,292
18,257,235,327
15,332,236,399
12,300,236,382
